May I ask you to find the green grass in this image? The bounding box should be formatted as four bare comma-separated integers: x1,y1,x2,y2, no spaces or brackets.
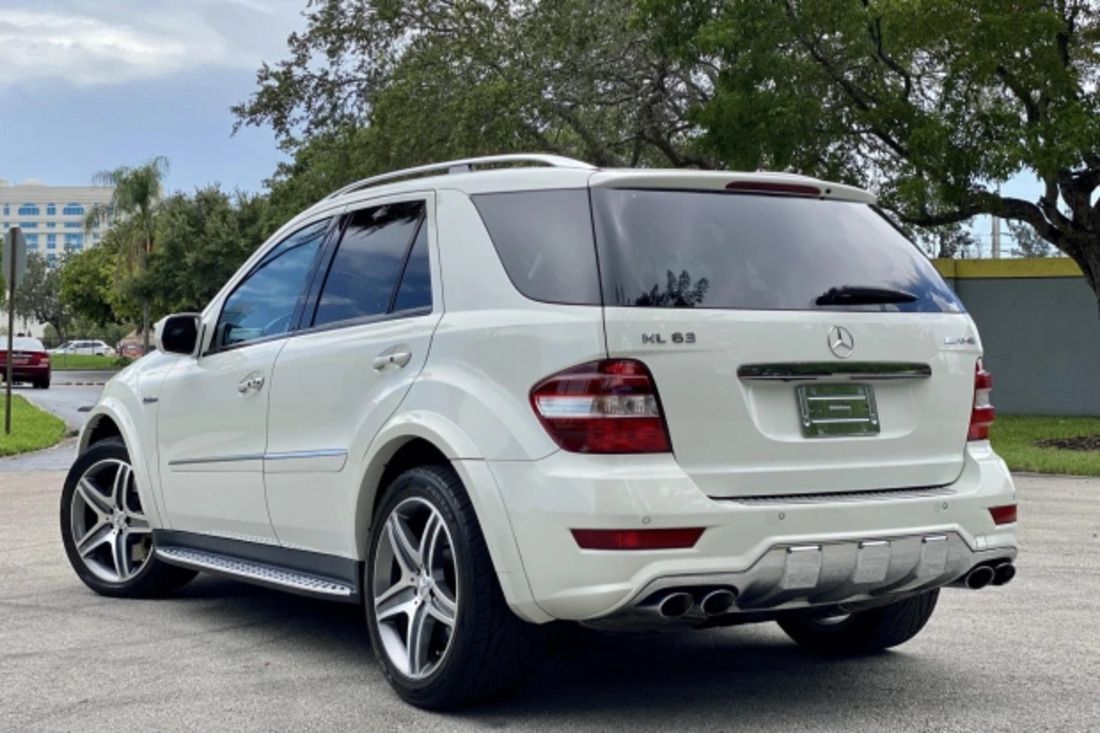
50,354,131,371
990,415,1100,476
0,395,67,456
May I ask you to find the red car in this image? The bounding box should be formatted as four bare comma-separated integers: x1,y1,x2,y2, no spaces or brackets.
0,337,51,389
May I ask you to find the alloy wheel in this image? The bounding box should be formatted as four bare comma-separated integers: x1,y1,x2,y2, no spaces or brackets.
371,496,459,680
68,459,152,583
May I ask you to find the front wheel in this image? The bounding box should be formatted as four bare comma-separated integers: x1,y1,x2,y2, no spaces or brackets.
777,590,940,654
60,439,195,597
365,464,535,709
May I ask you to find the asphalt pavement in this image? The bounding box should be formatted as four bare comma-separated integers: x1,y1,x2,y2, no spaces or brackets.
1,471,1098,732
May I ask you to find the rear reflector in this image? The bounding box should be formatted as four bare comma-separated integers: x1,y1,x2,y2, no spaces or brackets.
968,359,996,441
725,180,822,197
571,528,704,551
530,359,671,453
989,504,1018,525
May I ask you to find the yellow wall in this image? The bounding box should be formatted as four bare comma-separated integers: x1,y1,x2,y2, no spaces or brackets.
932,258,1082,279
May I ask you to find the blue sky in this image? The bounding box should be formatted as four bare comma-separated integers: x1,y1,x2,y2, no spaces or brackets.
0,0,306,193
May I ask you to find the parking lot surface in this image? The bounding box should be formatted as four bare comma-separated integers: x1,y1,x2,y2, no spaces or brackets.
1,471,1098,732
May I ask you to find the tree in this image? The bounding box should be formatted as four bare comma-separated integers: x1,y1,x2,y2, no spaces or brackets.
86,157,170,349
12,253,70,340
643,0,1100,302
233,0,706,177
143,187,260,314
1008,220,1057,257
60,240,124,328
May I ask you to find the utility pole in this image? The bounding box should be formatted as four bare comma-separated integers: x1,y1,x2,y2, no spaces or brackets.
991,215,1002,259
4,226,27,435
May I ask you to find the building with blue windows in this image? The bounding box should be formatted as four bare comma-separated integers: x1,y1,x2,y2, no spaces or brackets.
0,179,114,261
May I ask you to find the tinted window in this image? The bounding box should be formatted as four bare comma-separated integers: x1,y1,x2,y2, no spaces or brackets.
472,189,600,304
313,201,424,326
215,219,329,349
392,220,431,312
592,189,963,313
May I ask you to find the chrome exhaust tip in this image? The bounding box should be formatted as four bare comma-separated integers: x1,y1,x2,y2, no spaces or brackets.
992,561,1016,586
699,589,737,616
965,565,996,590
657,591,694,619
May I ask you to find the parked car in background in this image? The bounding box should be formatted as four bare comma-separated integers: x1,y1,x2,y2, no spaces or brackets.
50,340,116,357
60,154,1018,710
117,342,146,359
1,336,51,389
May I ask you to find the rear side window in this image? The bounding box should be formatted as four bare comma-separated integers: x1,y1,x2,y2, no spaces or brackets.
472,189,600,305
391,221,431,312
592,189,964,313
313,201,427,327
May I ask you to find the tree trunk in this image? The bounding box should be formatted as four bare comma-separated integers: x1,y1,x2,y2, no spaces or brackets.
1065,241,1100,320
142,301,150,352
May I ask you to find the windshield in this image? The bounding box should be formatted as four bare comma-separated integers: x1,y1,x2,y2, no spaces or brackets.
10,337,46,351
591,189,963,313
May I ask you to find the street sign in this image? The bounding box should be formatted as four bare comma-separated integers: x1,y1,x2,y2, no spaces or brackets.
4,226,27,434
3,227,27,287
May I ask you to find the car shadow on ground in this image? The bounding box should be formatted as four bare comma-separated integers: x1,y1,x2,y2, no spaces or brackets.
168,575,972,724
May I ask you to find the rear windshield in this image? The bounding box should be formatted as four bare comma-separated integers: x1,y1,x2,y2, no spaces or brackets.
11,338,45,351
591,189,963,313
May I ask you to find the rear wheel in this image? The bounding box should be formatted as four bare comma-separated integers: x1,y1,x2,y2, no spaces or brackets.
777,590,940,654
365,464,535,709
60,439,195,597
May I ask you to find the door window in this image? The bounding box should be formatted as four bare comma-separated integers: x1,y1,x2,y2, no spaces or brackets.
214,219,330,350
312,201,427,327
391,220,431,313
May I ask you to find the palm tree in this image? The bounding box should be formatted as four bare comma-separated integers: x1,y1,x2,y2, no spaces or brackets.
85,157,169,351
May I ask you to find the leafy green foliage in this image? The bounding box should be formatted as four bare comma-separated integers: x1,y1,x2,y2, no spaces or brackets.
643,0,1100,294
11,253,70,340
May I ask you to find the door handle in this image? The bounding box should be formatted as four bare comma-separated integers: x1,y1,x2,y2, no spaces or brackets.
372,349,412,371
237,374,265,394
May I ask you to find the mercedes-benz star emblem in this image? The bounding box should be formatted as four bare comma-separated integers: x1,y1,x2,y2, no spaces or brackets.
827,326,855,359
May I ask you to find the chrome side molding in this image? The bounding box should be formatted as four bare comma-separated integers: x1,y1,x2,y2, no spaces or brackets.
737,361,932,382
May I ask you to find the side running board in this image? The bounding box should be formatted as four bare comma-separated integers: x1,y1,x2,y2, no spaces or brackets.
156,546,356,601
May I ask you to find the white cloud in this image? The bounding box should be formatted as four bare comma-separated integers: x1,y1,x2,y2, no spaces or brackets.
0,1,303,87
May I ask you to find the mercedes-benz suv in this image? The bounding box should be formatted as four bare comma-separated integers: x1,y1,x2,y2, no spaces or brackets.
60,154,1018,709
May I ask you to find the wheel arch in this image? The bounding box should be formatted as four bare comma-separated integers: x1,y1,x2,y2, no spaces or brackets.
77,400,165,528
353,416,549,623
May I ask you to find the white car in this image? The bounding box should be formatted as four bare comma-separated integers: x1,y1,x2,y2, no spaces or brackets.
51,339,115,357
60,154,1018,709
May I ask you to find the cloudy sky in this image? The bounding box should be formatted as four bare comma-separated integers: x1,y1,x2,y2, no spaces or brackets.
0,0,306,193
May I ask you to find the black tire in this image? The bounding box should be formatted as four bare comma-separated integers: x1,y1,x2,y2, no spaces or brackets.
60,438,196,598
777,590,940,654
35,376,50,389
365,464,536,709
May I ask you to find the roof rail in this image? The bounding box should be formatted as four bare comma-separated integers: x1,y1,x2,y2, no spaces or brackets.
324,153,595,200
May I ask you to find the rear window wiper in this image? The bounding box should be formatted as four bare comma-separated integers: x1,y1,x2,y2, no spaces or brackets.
814,285,918,306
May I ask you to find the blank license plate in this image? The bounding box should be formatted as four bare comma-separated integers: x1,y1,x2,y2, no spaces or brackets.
796,383,880,437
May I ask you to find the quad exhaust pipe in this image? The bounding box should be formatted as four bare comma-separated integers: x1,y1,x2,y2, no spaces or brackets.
992,561,1016,586
641,587,740,620
656,591,694,619
699,589,738,616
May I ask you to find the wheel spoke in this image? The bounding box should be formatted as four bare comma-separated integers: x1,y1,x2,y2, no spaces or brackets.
76,521,112,557
406,602,431,677
76,479,113,517
386,514,420,576
127,516,152,535
419,512,442,568
375,586,417,623
111,531,131,580
111,463,132,508
425,591,456,628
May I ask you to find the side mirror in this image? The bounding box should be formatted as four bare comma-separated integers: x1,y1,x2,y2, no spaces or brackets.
155,313,201,356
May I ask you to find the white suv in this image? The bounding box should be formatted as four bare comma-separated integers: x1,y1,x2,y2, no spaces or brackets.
60,154,1018,709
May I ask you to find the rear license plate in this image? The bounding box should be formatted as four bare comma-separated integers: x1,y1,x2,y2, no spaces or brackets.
796,383,880,438
13,358,29,365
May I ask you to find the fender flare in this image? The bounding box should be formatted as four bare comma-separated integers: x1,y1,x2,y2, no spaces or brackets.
79,399,166,528
354,410,551,623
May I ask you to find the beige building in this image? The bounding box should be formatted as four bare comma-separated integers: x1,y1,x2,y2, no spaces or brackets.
1,179,114,337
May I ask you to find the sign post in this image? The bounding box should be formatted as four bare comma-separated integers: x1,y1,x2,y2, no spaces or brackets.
3,226,27,435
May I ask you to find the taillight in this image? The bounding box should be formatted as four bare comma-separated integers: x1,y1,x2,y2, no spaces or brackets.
530,359,672,453
989,504,1018,525
968,359,995,441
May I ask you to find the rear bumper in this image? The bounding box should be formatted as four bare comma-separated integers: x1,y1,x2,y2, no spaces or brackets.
487,442,1017,622
1,364,49,381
